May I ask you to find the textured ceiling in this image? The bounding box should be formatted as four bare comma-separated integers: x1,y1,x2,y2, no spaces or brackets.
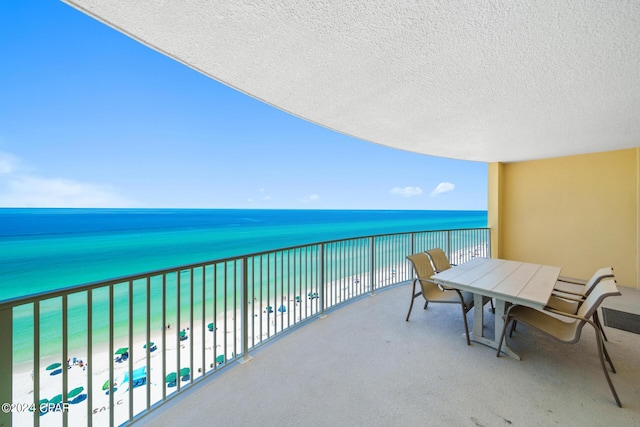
64,1,640,162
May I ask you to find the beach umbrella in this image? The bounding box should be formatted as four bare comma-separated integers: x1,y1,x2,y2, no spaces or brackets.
278,305,286,313
179,367,190,377
102,380,111,391
179,330,187,337
165,372,177,383
143,342,155,349
67,386,84,399
215,355,225,364
294,296,301,303
46,362,61,371
49,394,62,405
207,322,215,331
115,347,128,355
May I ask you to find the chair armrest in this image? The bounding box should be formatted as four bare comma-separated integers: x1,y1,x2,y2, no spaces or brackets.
543,307,590,323
557,275,588,286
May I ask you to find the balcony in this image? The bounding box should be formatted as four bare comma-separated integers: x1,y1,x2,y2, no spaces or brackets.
138,283,640,426
3,227,639,426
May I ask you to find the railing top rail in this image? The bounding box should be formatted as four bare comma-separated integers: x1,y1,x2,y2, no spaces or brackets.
0,227,489,309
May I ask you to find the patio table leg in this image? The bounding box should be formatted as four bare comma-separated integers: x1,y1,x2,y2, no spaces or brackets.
494,299,520,360
468,295,521,360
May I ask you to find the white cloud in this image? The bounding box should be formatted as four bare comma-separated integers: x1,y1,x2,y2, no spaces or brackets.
390,186,423,197
0,151,136,208
430,182,455,197
299,194,320,203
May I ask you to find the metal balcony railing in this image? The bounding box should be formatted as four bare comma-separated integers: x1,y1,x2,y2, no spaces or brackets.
0,227,490,426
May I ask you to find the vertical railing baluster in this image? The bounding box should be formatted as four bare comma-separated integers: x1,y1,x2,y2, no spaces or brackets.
128,280,133,422
189,269,194,384
213,264,218,369
201,267,206,377
223,264,227,364
176,272,181,392
34,301,40,427
241,257,252,364
318,244,325,318
146,277,151,410
161,274,166,401
87,290,93,427
233,262,237,360
62,294,69,427
108,285,114,427
369,237,375,295
258,256,263,345
0,306,12,427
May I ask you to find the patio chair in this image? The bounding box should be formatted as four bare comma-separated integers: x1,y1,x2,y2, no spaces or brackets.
426,248,494,312
547,267,614,340
405,253,475,345
425,248,455,272
497,278,622,407
554,266,614,296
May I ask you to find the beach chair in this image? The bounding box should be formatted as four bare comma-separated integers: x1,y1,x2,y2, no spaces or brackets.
405,253,475,345
497,278,622,407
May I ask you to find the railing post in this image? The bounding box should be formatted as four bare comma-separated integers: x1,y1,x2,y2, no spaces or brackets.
318,244,326,318
410,232,415,255
240,257,253,364
369,237,375,295
0,306,12,427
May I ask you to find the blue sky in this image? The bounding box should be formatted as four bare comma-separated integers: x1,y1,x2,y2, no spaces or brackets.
0,1,487,210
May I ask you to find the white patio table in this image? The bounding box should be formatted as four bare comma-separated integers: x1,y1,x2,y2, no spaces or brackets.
432,257,561,359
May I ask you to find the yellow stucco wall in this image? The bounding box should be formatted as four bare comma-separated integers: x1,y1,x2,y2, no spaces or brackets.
489,148,639,289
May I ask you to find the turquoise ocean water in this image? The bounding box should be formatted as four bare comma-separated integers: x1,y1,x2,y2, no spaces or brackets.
1,208,487,301
1,208,487,364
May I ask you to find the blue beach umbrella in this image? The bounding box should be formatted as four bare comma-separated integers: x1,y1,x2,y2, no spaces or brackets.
67,386,84,399
278,305,286,313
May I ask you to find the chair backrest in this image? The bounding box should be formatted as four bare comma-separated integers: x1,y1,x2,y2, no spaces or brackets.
577,278,621,321
583,267,615,297
425,248,451,272
406,253,441,298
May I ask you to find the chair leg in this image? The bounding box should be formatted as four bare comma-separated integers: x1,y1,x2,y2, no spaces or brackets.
601,339,616,373
406,295,416,321
593,325,622,407
406,279,419,321
593,311,608,342
509,320,517,337
461,305,471,345
496,318,511,357
423,301,429,309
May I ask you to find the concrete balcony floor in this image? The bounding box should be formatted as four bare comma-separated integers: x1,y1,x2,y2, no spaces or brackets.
136,283,640,426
